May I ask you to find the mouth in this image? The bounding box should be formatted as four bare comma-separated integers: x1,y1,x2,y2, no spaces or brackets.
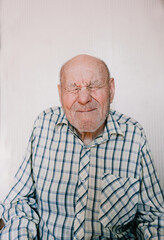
77,108,97,113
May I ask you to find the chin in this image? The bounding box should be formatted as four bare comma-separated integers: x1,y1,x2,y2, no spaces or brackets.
74,122,102,133
69,115,107,133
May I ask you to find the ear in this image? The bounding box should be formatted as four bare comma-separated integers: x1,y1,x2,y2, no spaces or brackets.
58,84,62,104
109,78,115,103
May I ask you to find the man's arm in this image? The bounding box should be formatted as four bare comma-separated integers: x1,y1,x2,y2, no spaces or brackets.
0,126,40,240
0,219,5,230
136,134,164,239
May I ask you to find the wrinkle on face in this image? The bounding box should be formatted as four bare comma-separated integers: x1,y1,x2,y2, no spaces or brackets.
58,54,114,144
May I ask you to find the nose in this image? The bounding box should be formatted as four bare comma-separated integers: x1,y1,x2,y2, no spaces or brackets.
77,87,92,105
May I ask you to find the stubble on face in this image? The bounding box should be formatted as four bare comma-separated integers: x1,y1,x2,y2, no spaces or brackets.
58,54,113,142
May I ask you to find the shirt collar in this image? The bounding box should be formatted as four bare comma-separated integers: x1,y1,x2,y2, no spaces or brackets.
55,107,124,140
55,107,68,126
102,110,125,141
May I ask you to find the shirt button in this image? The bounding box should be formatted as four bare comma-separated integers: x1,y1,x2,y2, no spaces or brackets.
81,179,85,183
77,213,81,219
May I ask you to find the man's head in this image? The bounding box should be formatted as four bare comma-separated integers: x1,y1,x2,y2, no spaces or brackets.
58,54,115,136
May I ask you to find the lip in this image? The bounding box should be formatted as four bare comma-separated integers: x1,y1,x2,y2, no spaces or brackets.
77,108,96,112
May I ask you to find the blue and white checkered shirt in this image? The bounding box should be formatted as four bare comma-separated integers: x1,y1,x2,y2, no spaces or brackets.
0,107,164,239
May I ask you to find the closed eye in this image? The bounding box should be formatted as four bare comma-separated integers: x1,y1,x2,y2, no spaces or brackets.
63,81,106,93
65,86,81,94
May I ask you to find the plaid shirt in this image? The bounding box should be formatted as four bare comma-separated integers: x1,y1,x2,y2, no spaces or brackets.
0,107,164,240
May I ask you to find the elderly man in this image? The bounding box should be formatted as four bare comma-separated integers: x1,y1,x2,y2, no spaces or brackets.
0,54,164,239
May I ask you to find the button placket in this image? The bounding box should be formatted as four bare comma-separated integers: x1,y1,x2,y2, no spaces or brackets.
74,147,90,239
84,146,104,239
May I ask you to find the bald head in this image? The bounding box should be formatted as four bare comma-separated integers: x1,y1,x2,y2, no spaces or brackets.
58,54,115,140
60,54,110,84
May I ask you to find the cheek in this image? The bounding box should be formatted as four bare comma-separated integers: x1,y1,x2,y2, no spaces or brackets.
93,92,109,108
61,94,77,110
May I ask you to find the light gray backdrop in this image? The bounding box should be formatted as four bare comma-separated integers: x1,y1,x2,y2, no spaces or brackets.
0,0,164,201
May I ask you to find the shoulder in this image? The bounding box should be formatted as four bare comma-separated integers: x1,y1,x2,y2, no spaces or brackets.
33,106,65,128
37,106,62,119
110,109,145,136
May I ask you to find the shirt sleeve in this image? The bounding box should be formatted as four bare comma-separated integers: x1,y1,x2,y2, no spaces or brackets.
136,133,164,239
0,124,40,240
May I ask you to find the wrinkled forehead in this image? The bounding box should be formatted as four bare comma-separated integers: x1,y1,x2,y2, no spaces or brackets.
60,57,109,85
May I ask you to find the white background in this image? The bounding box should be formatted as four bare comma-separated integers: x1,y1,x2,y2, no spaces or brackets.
0,0,164,201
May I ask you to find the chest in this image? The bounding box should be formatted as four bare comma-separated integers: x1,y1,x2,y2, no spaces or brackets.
32,128,141,202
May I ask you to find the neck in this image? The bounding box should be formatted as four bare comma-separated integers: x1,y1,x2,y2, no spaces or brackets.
77,123,105,145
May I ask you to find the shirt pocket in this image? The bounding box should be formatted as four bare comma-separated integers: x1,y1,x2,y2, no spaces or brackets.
99,173,139,230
